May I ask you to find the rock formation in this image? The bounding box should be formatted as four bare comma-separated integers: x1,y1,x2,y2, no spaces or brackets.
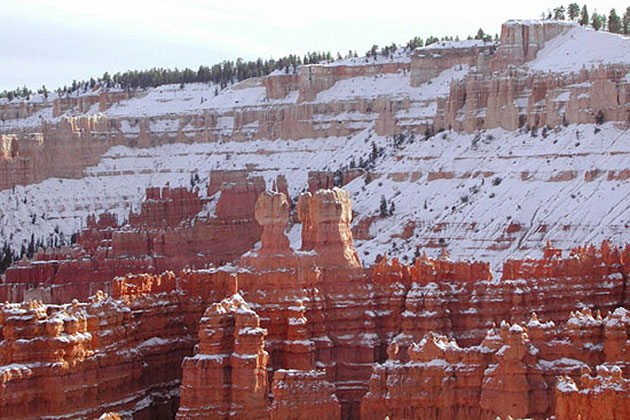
0,272,200,419
1,175,265,303
556,364,630,420
297,188,361,270
361,306,630,420
270,370,341,420
177,294,269,419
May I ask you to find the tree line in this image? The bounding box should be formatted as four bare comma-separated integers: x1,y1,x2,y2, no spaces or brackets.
545,3,630,34
1,28,498,102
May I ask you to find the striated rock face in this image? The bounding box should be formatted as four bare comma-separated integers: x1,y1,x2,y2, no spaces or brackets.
254,190,290,255
492,20,572,70
3,15,630,420
297,61,410,102
169,189,630,419
1,186,630,418
177,293,269,419
439,63,630,132
270,369,341,420
306,169,364,194
410,40,496,86
0,274,201,420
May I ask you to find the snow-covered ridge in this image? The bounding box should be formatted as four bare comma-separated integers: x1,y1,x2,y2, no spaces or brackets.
421,39,496,51
528,26,630,73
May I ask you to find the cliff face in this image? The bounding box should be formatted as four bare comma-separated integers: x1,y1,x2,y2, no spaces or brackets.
174,189,630,419
2,21,629,279
1,21,614,194
438,63,630,132
0,272,202,420
556,363,630,420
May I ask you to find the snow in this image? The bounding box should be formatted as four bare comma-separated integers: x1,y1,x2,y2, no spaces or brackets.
326,48,411,67
556,377,578,393
105,81,297,118
538,358,588,373
344,123,630,272
137,337,175,350
313,65,469,103
421,39,496,51
528,26,630,73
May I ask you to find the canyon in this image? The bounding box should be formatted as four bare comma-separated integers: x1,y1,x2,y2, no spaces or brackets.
0,18,630,419
1,187,629,419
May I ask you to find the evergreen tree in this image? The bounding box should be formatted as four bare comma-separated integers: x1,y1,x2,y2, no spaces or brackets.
553,6,566,20
27,233,35,259
379,196,388,217
580,5,589,25
623,6,630,35
592,12,603,30
0,243,14,273
425,36,439,46
475,28,485,40
568,3,580,20
609,8,622,33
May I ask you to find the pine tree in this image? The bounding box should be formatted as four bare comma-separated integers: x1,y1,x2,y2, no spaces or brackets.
27,233,35,259
425,36,439,46
623,7,630,35
379,196,388,217
553,6,566,20
568,3,580,21
609,9,622,33
592,12,602,31
580,5,589,26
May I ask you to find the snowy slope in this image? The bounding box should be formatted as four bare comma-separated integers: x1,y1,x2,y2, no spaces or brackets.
528,27,630,73
2,122,629,275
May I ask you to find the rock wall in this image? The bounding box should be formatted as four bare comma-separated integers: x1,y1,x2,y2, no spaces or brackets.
173,189,630,419
492,20,572,70
270,370,341,420
556,364,630,420
0,272,202,420
410,41,496,86
297,62,410,102
3,20,630,196
438,63,630,132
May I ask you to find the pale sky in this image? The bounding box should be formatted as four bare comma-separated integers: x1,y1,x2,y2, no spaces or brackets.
1,0,628,91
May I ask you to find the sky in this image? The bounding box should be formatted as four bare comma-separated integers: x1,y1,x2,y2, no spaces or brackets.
1,0,628,92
